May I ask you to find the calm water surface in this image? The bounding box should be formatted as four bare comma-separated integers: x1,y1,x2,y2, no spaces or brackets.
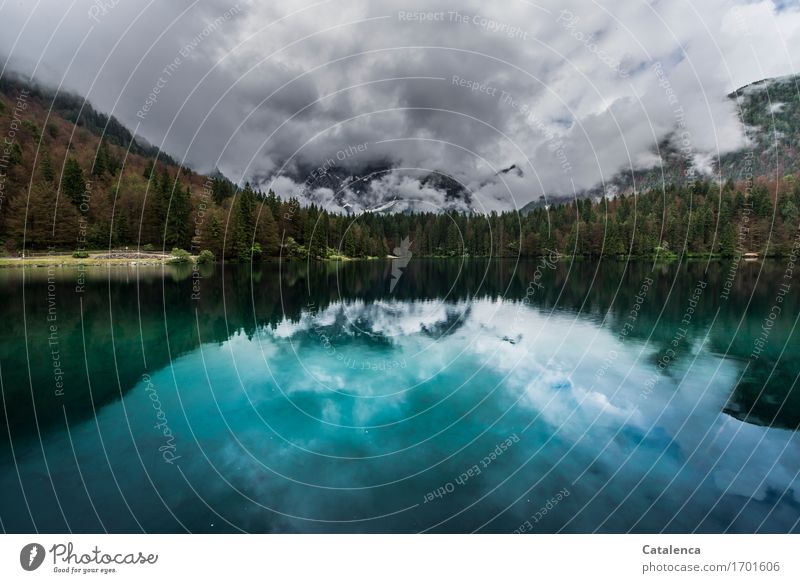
0,258,798,533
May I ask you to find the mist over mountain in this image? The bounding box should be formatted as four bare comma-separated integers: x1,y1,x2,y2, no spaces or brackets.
195,71,800,214
3,62,799,225
523,73,800,212
2,0,799,214
239,71,800,214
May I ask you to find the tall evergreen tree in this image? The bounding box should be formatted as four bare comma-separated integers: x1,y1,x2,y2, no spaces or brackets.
39,150,54,183
233,183,257,261
61,158,86,209
165,185,191,249
257,205,280,257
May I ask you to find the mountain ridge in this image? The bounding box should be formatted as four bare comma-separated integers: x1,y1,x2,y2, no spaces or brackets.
521,73,800,214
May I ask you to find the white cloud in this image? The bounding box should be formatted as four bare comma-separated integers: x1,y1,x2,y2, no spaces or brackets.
2,0,799,209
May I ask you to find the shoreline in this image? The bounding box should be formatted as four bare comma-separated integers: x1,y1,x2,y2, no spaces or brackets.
0,252,176,268
0,252,768,269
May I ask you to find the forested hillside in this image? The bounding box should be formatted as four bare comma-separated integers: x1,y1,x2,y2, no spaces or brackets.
1,75,798,261
522,74,800,211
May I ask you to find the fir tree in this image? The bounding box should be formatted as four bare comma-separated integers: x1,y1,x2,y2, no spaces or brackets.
61,158,86,209
39,150,54,183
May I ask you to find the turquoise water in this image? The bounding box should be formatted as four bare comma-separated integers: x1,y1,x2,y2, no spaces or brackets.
0,259,798,532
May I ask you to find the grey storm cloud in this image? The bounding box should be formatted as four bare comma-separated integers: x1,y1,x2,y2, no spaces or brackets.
2,0,799,211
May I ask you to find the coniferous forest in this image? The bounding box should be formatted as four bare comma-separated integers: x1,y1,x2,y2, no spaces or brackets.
1,77,798,261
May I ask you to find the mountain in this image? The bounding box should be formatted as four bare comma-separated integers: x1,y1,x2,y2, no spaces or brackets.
0,74,176,165
280,162,473,210
1,69,795,261
0,75,234,254
286,161,395,207
520,74,800,214
0,75,474,260
721,74,800,180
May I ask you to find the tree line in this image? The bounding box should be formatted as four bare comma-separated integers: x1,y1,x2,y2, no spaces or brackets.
198,174,800,261
1,80,798,260
3,141,798,261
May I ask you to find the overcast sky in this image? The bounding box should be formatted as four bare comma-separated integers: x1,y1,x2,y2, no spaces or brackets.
1,0,799,211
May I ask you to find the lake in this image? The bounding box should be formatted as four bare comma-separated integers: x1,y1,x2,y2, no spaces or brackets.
0,257,798,533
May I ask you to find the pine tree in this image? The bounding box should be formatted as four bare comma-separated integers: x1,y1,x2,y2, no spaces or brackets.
92,143,107,176
165,185,191,249
8,141,22,166
200,212,225,258
257,205,280,256
115,207,131,245
211,177,234,205
7,183,81,248
39,150,54,183
61,158,86,209
233,184,257,261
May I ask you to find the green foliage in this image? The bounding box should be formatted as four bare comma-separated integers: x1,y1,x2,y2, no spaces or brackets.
258,206,280,257
92,142,119,177
168,248,191,263
196,249,215,264
8,141,22,165
201,214,225,258
165,185,191,249
22,120,40,141
61,158,86,209
72,251,89,258
232,184,257,261
211,175,235,204
39,150,54,183
283,236,306,259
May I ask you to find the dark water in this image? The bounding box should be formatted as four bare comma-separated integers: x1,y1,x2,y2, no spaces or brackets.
0,258,798,533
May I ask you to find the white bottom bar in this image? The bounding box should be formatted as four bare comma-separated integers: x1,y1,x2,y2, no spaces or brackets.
1,534,797,582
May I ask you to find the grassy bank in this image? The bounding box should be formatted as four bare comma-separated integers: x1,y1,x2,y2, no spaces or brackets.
0,252,175,268
1,250,770,269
